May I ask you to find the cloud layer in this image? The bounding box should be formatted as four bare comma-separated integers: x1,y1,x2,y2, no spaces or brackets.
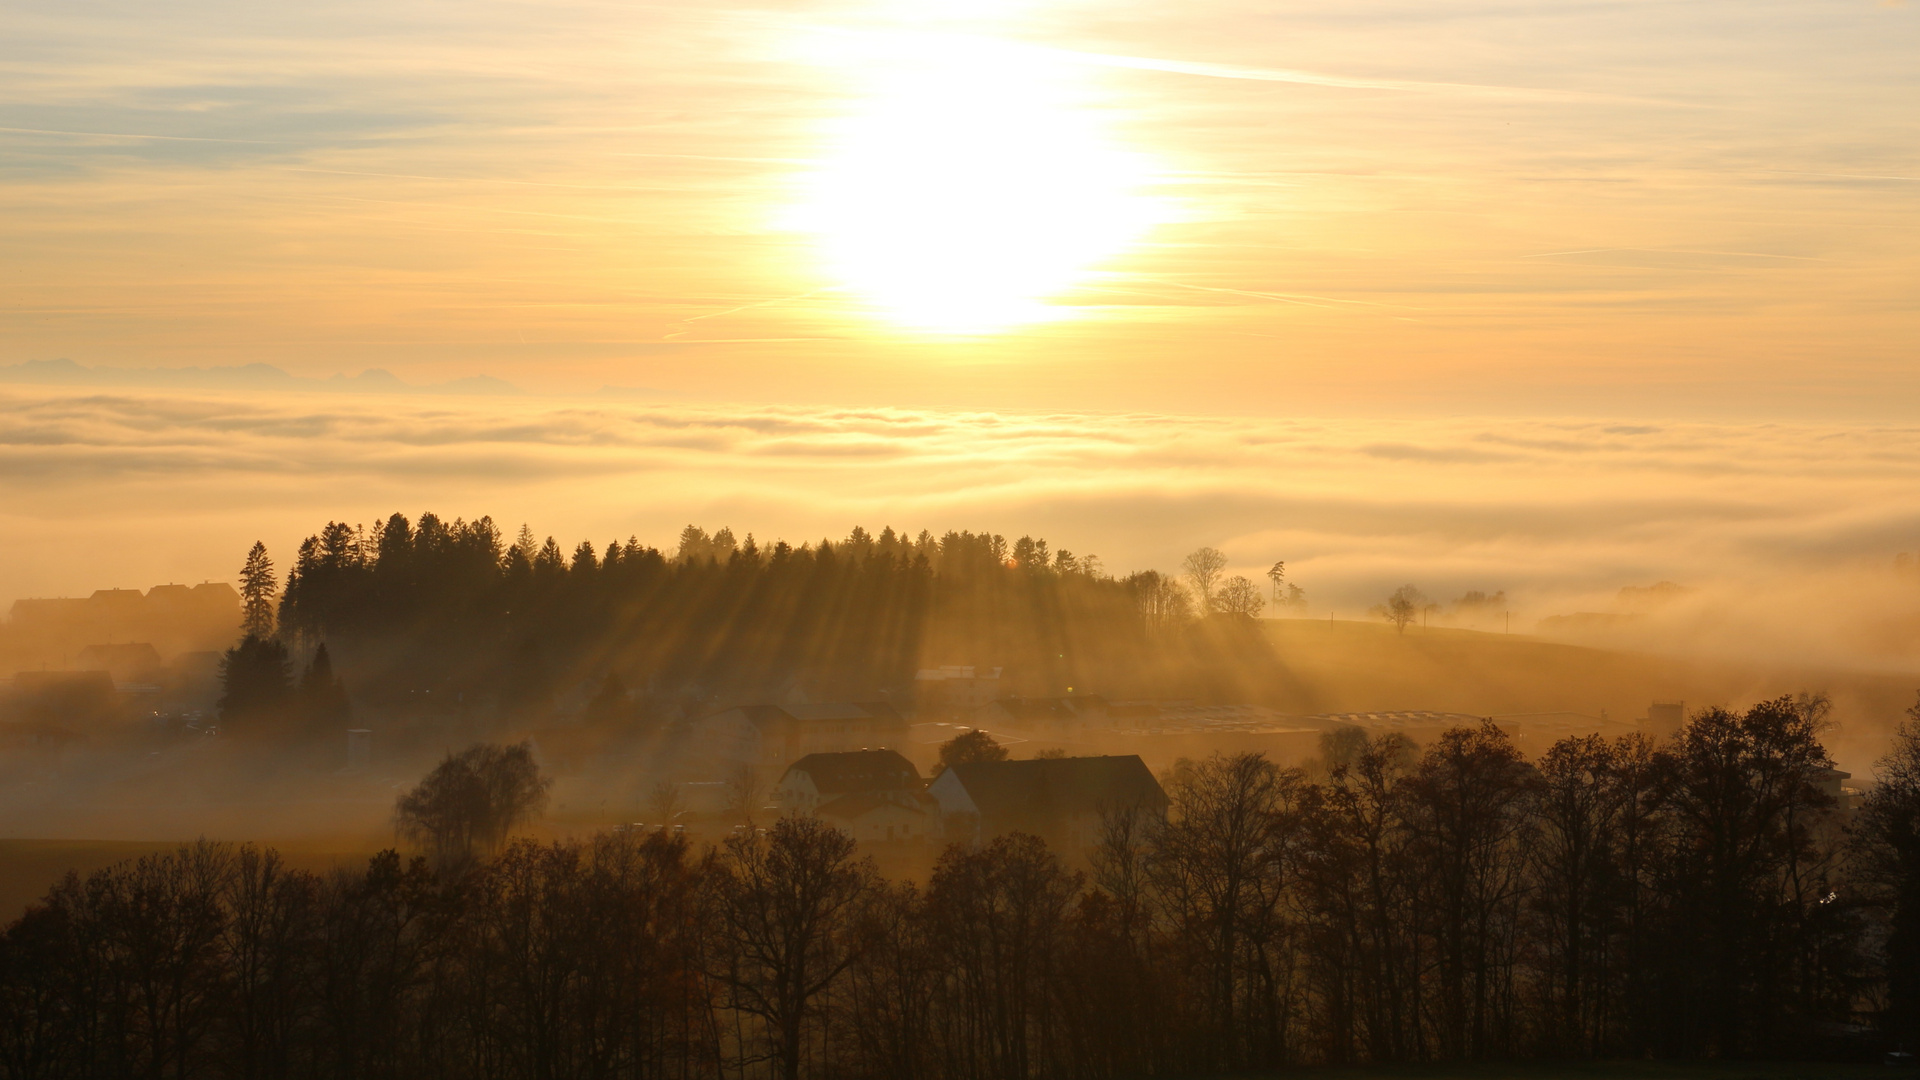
5,386,1919,672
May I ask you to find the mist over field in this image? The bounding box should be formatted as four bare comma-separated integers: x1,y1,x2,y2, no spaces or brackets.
5,384,1920,851
7,384,1920,667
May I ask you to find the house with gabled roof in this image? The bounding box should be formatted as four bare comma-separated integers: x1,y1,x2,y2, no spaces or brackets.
772,748,937,843
773,748,922,812
927,754,1167,850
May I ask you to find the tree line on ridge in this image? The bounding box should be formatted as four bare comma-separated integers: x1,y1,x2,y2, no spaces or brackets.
217,514,1284,737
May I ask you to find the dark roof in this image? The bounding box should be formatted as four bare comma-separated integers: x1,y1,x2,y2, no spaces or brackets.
818,792,933,821
728,702,905,729
947,755,1166,823
781,749,921,794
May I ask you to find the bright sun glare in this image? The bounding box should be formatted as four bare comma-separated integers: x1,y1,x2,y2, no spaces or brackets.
797,33,1162,334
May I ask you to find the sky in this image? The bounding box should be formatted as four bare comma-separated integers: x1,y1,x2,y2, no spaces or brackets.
2,0,1916,414
3,0,1920,674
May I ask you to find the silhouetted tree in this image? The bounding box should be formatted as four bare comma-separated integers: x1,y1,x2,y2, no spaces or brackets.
1182,547,1228,614
298,642,351,730
1216,575,1265,619
2,702,1895,1079
1654,697,1838,1055
937,729,1008,775
1125,570,1194,635
1150,751,1303,1070
221,845,319,1080
393,742,550,871
1376,585,1424,634
239,541,278,639
220,634,293,730
1526,734,1622,1054
1402,721,1534,1059
713,815,874,1080
1855,696,1920,1044
926,833,1080,1080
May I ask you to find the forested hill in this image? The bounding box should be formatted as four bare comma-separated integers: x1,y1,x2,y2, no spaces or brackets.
273,515,1272,718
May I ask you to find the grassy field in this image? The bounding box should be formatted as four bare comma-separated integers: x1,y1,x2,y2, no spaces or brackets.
1259,618,1916,772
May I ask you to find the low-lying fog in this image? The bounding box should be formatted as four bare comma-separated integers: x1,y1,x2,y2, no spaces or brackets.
4,386,1919,901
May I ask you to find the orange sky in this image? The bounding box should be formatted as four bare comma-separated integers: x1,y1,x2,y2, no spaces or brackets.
2,0,1916,414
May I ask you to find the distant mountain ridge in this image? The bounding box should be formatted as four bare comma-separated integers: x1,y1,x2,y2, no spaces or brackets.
0,358,521,396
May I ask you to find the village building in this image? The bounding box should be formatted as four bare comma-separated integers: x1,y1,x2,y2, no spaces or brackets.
75,642,165,685
773,748,938,842
773,748,923,812
3,582,239,669
818,791,937,843
928,754,1167,849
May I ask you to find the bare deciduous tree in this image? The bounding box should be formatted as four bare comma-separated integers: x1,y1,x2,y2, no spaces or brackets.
726,761,767,826
1183,547,1229,613
1217,575,1266,619
714,815,874,1080
1150,751,1304,1070
1376,584,1425,634
645,778,684,827
1854,694,1920,1044
1126,570,1195,633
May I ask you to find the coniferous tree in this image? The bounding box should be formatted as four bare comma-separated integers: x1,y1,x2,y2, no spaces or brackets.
298,642,351,729
238,541,278,639
218,634,293,731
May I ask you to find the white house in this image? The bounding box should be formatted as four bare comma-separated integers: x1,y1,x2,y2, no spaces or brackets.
818,792,937,843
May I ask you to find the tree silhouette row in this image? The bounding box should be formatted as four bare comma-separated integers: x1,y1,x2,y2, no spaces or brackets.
262,515,1276,728
6,699,1920,1079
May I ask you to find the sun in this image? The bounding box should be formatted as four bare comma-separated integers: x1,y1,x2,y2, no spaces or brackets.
794,34,1162,334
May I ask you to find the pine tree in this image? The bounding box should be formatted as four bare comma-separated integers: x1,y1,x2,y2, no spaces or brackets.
219,634,293,729
298,642,351,727
238,541,277,639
